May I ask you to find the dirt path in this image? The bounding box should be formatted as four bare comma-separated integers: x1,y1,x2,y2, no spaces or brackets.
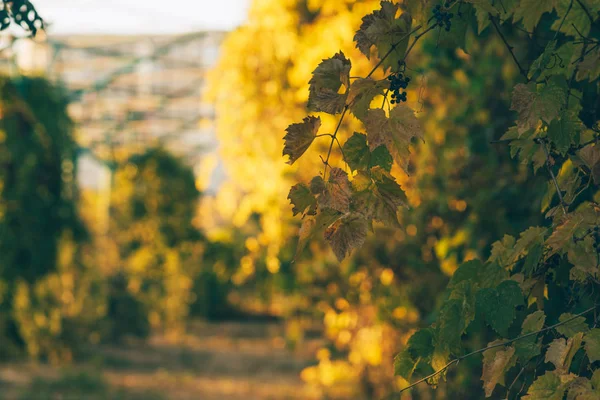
0,320,324,400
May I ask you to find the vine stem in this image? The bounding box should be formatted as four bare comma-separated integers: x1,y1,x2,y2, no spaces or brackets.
395,305,598,396
489,14,529,81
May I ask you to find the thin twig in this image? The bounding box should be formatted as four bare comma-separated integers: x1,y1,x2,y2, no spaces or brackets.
489,14,529,81
396,305,598,395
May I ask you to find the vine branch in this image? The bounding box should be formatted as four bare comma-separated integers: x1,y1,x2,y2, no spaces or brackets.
489,14,529,81
396,305,598,395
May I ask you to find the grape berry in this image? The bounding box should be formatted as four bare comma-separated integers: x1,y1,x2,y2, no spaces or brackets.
433,3,453,32
387,72,410,104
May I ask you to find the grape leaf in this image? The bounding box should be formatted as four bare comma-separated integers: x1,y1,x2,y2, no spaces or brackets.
325,212,368,261
511,80,566,134
547,204,600,256
481,343,516,397
529,40,558,81
347,78,388,121
394,349,419,380
501,127,546,172
523,372,576,400
307,52,351,114
364,106,423,170
577,145,600,184
552,0,592,38
548,110,583,155
343,132,371,171
436,299,466,355
315,168,353,214
476,280,523,336
342,132,393,172
515,311,545,362
556,313,590,338
354,1,412,71
584,328,600,363
513,0,556,31
283,116,321,164
468,0,515,34
567,371,600,400
407,328,435,360
295,209,342,259
576,47,600,82
523,243,543,276
545,333,583,374
288,183,316,216
351,167,407,227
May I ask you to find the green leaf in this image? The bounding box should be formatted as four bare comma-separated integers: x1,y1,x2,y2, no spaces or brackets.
523,371,575,400
545,333,583,374
325,212,368,261
488,235,516,266
436,299,467,354
513,0,556,31
529,40,558,81
364,105,423,171
354,1,412,71
556,313,590,338
584,328,600,363
347,78,388,121
394,349,419,380
481,343,516,397
288,183,317,217
313,168,353,214
342,132,371,171
283,116,321,164
307,52,351,114
547,110,583,155
476,280,523,336
552,0,592,38
511,80,566,135
407,328,435,360
515,311,546,362
523,243,543,276
370,145,394,171
342,133,394,172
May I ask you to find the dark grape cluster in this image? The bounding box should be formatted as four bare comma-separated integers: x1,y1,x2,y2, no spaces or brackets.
387,73,410,104
433,3,454,32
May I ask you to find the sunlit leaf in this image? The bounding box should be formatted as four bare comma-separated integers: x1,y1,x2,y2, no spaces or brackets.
288,183,316,216
313,168,353,214
307,52,351,114
354,1,412,71
283,116,321,164
347,78,388,121
523,371,576,400
481,342,516,397
545,333,583,374
326,212,368,261
513,0,556,31
364,105,423,170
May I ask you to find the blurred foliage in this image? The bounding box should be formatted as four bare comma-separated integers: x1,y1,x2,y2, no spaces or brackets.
107,148,205,337
0,76,103,362
17,369,165,400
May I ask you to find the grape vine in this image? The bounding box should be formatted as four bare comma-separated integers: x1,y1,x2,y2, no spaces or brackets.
285,0,600,398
